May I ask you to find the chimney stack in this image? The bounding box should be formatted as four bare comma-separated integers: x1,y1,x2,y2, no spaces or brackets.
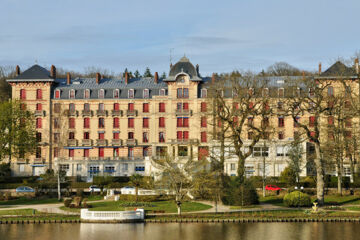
96,73,101,84
66,73,71,85
355,58,359,74
51,65,56,79
154,72,159,84
125,72,129,84
170,63,173,69
196,64,199,74
15,65,20,76
212,73,216,84
318,62,322,75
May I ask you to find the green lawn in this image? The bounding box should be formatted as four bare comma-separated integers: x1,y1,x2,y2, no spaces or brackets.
259,195,285,206
229,205,260,209
61,200,212,213
0,197,60,206
0,208,38,216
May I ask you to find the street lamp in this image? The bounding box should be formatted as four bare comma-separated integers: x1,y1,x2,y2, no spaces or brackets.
294,186,304,208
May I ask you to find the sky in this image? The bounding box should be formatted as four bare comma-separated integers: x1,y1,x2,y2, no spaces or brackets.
0,0,360,76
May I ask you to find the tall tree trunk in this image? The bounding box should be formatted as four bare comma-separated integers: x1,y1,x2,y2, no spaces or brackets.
336,160,343,195
314,143,325,205
262,156,266,197
135,186,138,202
57,171,61,200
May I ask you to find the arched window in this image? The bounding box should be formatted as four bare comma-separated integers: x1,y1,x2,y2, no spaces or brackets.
84,89,90,99
99,89,105,98
69,89,76,99
113,89,119,98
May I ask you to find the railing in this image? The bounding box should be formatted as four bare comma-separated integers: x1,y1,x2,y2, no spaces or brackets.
34,110,45,117
67,139,77,146
67,110,78,117
33,158,44,164
111,110,122,116
126,110,137,117
111,139,122,146
54,157,145,162
175,109,192,116
126,139,137,146
17,158,27,163
96,110,107,116
96,139,107,146
170,139,199,144
82,139,92,146
82,110,92,117
80,209,144,222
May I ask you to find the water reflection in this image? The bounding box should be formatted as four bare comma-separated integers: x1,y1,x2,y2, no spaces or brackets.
0,222,359,240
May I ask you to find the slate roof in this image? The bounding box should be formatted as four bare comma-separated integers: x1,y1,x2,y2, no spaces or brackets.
165,56,202,81
320,61,357,77
9,65,54,81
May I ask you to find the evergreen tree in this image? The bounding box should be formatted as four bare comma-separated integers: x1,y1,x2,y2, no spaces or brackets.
143,67,153,78
161,72,167,78
134,70,141,78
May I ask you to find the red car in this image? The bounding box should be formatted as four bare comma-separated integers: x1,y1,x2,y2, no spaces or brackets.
265,185,281,191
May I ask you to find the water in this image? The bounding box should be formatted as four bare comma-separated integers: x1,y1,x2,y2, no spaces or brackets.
0,222,359,240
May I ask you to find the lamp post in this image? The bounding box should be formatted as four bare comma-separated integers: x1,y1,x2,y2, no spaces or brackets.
295,186,304,208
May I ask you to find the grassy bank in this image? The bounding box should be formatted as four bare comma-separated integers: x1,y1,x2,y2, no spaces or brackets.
0,208,79,221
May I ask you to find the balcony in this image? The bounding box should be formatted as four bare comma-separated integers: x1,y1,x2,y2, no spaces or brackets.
82,139,92,146
34,110,45,117
96,139,108,146
67,139,77,146
175,109,192,116
96,110,107,117
82,110,92,117
111,110,123,116
33,158,44,164
126,139,137,146
111,139,122,146
67,110,78,117
16,158,27,164
126,110,137,117
170,139,199,144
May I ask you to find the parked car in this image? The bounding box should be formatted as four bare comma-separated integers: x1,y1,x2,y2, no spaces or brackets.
15,186,35,193
265,185,281,191
89,185,102,192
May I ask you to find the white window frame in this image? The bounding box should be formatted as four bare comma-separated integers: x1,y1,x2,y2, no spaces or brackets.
84,89,90,99
201,89,207,98
128,89,134,98
69,89,76,99
278,88,284,98
99,89,105,99
143,89,149,98
113,89,119,99
159,88,166,96
262,88,269,97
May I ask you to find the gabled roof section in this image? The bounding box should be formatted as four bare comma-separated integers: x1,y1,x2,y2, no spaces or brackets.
320,61,356,77
8,65,54,82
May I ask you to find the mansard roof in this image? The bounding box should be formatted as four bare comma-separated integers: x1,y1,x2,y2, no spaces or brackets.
320,61,357,77
9,65,54,81
165,56,202,81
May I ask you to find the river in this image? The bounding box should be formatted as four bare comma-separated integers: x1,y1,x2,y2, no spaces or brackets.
0,222,359,240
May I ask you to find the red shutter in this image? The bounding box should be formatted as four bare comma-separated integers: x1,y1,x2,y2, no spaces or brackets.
177,118,182,127
84,149,89,157
113,118,119,128
128,118,134,128
183,131,189,140
20,89,26,99
55,90,60,99
198,147,209,160
114,103,119,110
309,116,315,127
177,131,182,140
159,117,165,127
159,103,165,112
36,118,42,129
201,102,207,112
69,149,74,157
183,118,189,127
201,117,207,127
84,118,90,128
69,118,75,128
36,103,42,111
37,89,42,99
183,103,189,110
99,148,104,157
128,103,134,111
143,118,149,128
143,103,149,112
113,132,119,139
249,102,254,109
201,132,207,142
99,133,104,139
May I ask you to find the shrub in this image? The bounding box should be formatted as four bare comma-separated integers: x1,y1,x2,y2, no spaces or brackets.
73,196,82,207
279,167,297,187
221,178,259,206
76,189,84,197
64,198,72,208
283,191,311,207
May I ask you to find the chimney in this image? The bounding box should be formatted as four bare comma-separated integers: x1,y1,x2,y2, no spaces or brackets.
154,72,159,84
318,62,322,75
355,58,359,74
170,63,173,69
15,65,20,76
96,73,101,84
125,72,129,84
212,73,216,84
66,73,71,85
196,64,199,74
50,65,56,79
302,71,305,79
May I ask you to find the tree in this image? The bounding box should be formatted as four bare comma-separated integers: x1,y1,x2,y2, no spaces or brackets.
266,62,301,76
129,174,144,202
134,70,141,78
287,137,305,183
161,72,166,78
0,66,14,101
143,67,153,78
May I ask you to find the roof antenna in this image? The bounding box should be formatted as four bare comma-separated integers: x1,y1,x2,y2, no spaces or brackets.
170,48,174,66
35,59,38,64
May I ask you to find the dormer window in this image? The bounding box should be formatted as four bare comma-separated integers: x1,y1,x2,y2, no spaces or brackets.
55,90,61,99
128,89,134,99
201,89,207,98
262,88,269,97
143,89,149,98
69,89,76,99
99,89,105,98
113,89,119,98
278,88,284,98
84,89,90,99
232,90,238,98
159,89,166,96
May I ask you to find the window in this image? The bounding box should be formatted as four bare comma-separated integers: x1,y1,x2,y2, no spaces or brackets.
69,132,75,139
177,88,189,98
76,164,82,171
99,89,105,98
231,164,236,171
35,147,41,158
177,118,189,127
143,132,149,143
36,89,42,99
69,118,75,128
177,131,189,140
328,116,334,126
128,118,134,128
128,132,134,139
113,89,119,98
278,117,284,127
309,116,316,127
276,146,288,157
69,149,74,158
201,89,207,98
113,132,119,139
54,103,61,113
143,147,149,157
143,89,149,98
159,89,166,96
128,89,134,98
36,132,42,142
345,131,352,138
249,102,254,109
262,88,269,97
98,132,104,139
99,148,104,158
20,89,26,100
143,103,149,112
113,148,119,157
261,117,269,128
54,118,60,129
278,132,284,140
84,149,89,158
159,117,165,128
277,102,283,110
201,117,207,128
84,132,90,139
113,117,120,128
128,103,134,111
128,147,134,157
201,132,207,143
98,118,105,128
198,147,209,160
278,88,284,98
201,102,207,112
253,147,269,157
159,103,165,112
69,103,75,113
55,90,60,99
98,103,104,111
36,118,42,129
53,148,59,158
84,118,90,128
178,146,188,156
36,103,42,111
84,89,90,99
54,133,60,143
143,118,149,128
83,103,90,112
247,117,254,127
328,86,334,96
69,89,75,99
159,132,165,142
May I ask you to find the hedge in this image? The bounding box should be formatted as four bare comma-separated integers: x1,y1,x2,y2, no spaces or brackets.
283,191,311,207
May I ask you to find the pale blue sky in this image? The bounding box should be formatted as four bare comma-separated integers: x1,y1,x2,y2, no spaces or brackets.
1,0,359,76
